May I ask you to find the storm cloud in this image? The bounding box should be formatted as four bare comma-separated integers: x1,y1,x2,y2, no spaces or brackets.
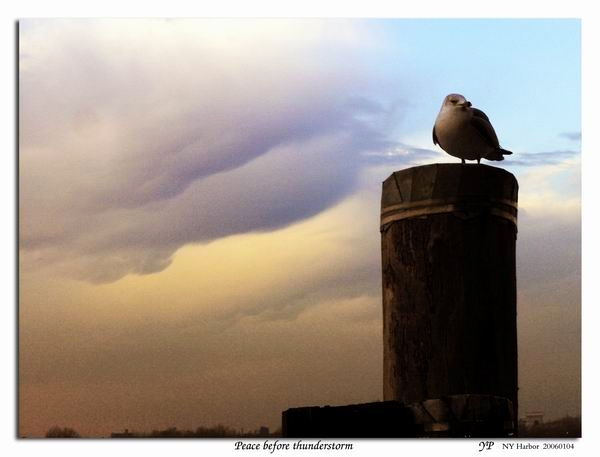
20,19,398,282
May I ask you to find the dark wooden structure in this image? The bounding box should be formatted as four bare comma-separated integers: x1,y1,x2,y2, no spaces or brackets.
282,401,417,438
282,394,514,438
381,164,518,418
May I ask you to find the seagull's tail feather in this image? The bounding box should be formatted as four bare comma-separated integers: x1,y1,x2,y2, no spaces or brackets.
486,148,513,161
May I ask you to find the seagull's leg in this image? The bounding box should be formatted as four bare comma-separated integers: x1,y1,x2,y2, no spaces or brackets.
477,158,481,164
461,159,465,164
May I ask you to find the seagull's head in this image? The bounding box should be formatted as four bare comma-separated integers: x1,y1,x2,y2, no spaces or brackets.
443,93,472,110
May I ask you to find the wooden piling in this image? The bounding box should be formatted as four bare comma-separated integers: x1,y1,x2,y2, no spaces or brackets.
381,163,518,420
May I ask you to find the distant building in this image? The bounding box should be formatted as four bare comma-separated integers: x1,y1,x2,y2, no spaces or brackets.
523,411,544,427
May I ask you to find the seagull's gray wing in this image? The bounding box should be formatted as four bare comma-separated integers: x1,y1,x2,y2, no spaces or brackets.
470,108,500,148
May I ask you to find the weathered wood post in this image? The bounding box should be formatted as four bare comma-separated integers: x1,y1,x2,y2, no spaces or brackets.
381,163,518,423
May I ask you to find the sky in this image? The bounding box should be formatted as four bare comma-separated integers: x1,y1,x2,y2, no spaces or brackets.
16,15,583,440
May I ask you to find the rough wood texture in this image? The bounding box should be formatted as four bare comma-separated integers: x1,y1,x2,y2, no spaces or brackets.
381,163,518,419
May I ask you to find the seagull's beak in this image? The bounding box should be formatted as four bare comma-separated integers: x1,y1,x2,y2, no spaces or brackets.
461,101,472,108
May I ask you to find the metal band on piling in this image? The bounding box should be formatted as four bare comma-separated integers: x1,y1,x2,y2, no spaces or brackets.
380,196,518,231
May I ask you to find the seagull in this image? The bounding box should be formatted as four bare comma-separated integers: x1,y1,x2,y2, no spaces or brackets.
433,93,512,164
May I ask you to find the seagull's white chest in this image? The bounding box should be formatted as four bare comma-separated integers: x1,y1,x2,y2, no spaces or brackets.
434,107,488,160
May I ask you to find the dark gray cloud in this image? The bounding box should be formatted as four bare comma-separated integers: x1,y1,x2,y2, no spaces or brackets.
506,150,580,166
560,131,581,141
362,143,441,166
